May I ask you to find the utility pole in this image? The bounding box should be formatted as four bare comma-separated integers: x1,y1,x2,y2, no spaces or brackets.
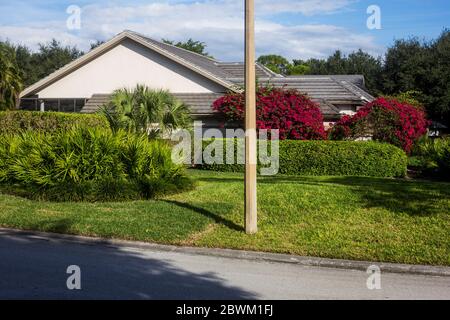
245,0,257,234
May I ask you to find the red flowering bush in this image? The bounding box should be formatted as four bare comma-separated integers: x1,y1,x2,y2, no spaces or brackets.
212,87,326,140
329,97,429,153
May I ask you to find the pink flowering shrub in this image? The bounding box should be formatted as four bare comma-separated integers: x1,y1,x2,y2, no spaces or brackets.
212,87,326,140
329,97,429,153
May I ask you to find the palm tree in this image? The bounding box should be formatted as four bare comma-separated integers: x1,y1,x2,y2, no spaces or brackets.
100,85,192,136
0,45,23,111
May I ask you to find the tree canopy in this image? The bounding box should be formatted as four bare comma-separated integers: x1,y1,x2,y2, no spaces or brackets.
1,39,84,87
257,54,309,76
162,38,212,58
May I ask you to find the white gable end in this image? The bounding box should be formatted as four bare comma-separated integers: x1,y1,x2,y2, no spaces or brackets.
36,38,226,99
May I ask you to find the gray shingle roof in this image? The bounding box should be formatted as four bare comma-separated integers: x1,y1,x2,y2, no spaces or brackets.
81,92,341,117
172,93,224,116
228,76,374,103
216,62,278,78
131,31,282,81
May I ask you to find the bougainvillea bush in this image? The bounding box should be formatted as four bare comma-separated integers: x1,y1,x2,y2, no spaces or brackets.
329,97,429,153
212,87,326,140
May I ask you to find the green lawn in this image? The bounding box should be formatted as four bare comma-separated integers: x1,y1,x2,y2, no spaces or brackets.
1,170,449,266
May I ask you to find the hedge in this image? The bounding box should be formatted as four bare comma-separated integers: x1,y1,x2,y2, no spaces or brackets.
0,111,109,134
199,140,408,178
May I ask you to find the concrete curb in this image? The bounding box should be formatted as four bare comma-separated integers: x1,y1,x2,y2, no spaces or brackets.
1,227,450,277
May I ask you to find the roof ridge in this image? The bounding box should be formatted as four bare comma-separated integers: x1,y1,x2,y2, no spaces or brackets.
127,30,219,63
335,79,374,102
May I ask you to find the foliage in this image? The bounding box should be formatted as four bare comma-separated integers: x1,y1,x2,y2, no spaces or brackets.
212,87,326,140
90,40,105,51
378,31,450,123
294,50,384,95
1,39,83,87
329,97,429,153
257,54,310,75
411,136,450,178
0,111,109,134
0,126,193,201
383,90,426,109
162,38,212,58
100,85,192,137
199,140,407,178
0,44,23,110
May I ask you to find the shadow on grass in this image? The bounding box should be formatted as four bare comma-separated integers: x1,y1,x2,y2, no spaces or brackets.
162,200,244,232
28,218,75,234
0,228,256,299
319,176,450,216
196,173,450,217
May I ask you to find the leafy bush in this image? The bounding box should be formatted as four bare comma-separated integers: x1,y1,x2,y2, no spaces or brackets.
0,111,109,134
212,87,326,140
411,136,450,178
199,140,407,178
0,126,193,201
329,97,429,153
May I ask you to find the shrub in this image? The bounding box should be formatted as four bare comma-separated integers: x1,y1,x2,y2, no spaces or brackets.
411,136,450,178
329,97,429,153
212,87,326,140
0,126,193,201
0,111,109,134
199,140,407,178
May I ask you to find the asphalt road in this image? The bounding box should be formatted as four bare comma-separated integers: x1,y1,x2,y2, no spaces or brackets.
0,230,449,300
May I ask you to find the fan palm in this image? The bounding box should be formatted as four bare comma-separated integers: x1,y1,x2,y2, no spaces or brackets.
0,45,23,111
100,85,192,137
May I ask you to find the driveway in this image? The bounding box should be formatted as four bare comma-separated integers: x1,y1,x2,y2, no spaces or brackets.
0,229,449,300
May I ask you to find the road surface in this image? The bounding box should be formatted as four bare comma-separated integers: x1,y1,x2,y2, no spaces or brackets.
0,229,449,300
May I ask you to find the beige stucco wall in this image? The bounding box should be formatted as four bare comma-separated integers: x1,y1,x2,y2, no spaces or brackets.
37,39,226,98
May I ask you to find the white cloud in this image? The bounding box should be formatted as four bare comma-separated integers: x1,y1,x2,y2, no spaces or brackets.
0,0,381,61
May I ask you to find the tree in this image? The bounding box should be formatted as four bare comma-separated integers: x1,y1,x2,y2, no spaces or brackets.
257,54,309,76
100,85,192,136
2,39,84,87
295,50,383,94
13,45,35,87
162,38,212,58
426,30,450,122
33,40,84,81
346,50,383,95
257,55,290,75
381,31,450,124
0,43,23,110
90,40,105,51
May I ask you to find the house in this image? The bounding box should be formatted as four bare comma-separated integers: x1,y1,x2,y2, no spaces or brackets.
19,30,374,129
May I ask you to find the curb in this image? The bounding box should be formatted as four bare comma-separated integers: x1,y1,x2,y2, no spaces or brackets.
1,227,450,277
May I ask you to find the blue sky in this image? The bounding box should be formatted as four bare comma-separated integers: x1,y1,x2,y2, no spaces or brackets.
0,0,448,61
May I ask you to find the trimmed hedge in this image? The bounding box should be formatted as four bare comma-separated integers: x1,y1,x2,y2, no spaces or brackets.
199,140,408,178
0,111,109,134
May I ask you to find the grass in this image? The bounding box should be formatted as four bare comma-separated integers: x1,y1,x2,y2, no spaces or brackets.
1,170,449,266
